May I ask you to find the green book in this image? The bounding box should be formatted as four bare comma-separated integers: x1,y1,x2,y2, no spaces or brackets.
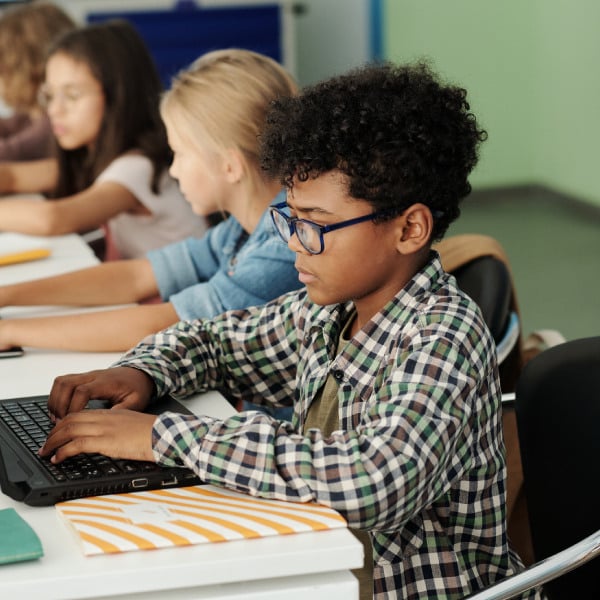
0,508,43,565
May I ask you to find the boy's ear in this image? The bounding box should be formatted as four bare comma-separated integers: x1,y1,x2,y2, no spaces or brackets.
396,203,434,254
222,148,245,183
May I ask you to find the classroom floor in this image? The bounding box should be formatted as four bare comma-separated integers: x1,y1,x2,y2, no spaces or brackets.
445,186,600,342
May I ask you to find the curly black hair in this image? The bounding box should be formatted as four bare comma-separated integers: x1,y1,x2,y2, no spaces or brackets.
260,61,487,240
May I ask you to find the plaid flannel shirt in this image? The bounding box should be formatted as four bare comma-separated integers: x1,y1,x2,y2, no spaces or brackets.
115,254,539,599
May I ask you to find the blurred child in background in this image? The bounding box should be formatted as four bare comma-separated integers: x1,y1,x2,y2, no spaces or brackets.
0,19,206,259
0,1,76,161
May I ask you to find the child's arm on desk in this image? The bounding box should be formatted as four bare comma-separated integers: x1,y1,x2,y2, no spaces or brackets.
0,258,157,307
0,158,57,194
0,302,179,352
0,180,141,236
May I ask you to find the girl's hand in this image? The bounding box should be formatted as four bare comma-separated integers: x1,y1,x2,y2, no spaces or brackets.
39,408,157,464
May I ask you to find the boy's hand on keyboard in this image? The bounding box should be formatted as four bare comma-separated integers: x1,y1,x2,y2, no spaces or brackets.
48,366,156,420
39,409,157,464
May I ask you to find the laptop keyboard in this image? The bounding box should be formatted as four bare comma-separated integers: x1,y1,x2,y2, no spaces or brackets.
0,398,160,482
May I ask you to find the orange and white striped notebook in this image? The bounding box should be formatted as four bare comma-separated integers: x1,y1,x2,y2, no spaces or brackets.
55,485,347,556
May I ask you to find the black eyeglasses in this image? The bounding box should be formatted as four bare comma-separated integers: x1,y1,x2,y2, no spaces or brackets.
269,201,388,255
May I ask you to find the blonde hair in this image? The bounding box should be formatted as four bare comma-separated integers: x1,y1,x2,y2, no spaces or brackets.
161,49,297,172
0,1,76,111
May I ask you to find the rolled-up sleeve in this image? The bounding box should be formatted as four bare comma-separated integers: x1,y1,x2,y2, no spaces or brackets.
147,236,218,303
147,211,300,321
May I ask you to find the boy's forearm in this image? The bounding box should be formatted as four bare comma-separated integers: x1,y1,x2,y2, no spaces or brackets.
115,318,212,399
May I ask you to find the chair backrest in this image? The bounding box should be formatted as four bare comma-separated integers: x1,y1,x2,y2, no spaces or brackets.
451,255,512,345
516,336,600,598
451,254,522,393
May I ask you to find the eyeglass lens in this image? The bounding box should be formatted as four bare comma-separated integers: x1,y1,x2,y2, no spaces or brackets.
271,210,322,254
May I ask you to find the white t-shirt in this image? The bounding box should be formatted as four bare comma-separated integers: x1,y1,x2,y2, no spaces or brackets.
96,154,207,259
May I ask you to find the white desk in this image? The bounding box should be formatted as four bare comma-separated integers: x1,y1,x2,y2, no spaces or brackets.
0,382,361,599
0,233,242,409
0,233,363,598
0,232,98,290
0,232,124,397
0,488,361,599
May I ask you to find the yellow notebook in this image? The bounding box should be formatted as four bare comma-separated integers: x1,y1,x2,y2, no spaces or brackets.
55,484,347,556
0,248,51,267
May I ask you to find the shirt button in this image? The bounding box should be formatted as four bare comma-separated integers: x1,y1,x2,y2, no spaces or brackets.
332,369,344,381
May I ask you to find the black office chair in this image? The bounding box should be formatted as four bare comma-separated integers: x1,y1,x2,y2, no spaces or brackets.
451,255,521,388
452,255,512,345
465,336,600,599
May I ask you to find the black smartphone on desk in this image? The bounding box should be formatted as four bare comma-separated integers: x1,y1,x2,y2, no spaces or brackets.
0,346,24,359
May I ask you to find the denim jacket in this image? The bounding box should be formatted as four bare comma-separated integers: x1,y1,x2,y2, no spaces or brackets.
147,192,301,320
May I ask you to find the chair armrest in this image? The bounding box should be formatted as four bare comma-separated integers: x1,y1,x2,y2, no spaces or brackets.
463,529,600,600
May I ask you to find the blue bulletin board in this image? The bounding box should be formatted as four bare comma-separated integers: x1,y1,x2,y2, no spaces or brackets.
87,2,282,87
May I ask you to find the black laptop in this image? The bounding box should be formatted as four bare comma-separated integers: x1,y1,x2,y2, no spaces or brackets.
0,395,201,506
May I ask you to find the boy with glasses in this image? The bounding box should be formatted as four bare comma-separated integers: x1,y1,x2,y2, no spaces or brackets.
42,61,537,600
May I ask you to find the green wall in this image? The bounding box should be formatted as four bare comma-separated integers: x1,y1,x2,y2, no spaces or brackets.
384,0,600,207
